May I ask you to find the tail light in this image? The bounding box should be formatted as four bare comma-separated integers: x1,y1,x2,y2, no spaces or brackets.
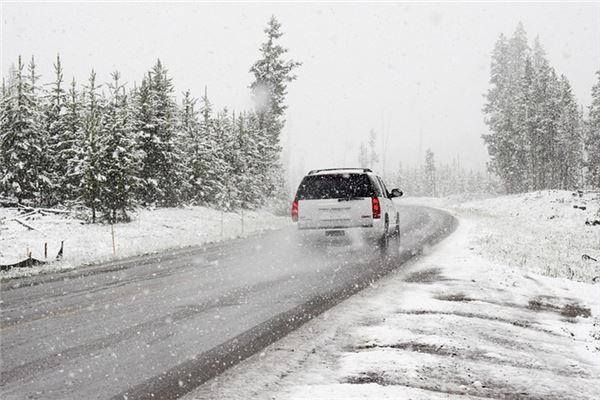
291,199,299,222
372,197,381,219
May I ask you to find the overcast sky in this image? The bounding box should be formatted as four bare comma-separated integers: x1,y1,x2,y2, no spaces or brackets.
2,2,599,185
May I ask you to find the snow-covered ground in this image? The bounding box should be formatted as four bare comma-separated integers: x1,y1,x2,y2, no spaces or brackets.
184,190,600,399
0,206,288,280
404,190,600,283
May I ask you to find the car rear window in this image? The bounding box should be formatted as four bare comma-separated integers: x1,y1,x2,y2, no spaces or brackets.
295,173,376,200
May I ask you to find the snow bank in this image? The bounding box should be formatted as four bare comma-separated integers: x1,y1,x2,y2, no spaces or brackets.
404,190,600,283
0,206,288,280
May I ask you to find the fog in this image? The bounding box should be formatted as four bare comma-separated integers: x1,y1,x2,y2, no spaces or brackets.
2,2,599,186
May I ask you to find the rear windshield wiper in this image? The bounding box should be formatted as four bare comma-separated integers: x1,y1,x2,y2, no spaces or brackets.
338,197,364,202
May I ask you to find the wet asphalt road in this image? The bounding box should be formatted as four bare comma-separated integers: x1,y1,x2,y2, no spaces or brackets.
0,205,455,400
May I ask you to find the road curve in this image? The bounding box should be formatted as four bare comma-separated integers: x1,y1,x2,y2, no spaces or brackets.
0,205,455,400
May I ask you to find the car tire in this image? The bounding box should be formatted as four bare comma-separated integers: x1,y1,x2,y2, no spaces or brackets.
379,216,389,251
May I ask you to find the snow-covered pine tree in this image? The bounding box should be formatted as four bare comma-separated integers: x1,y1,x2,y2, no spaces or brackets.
211,108,236,210
0,75,10,197
132,74,153,204
250,16,300,127
368,130,379,168
394,161,405,191
28,57,53,205
225,111,245,210
0,56,48,204
505,24,530,193
249,16,300,207
483,25,532,193
556,76,583,189
405,165,421,196
63,77,83,202
247,110,278,208
135,60,187,207
515,55,538,191
533,47,561,189
232,111,262,209
358,143,369,168
424,148,436,196
227,111,245,210
441,165,450,196
99,71,139,222
251,110,282,207
180,90,201,203
73,70,104,222
484,25,588,193
44,54,70,204
189,90,226,206
483,33,515,192
586,70,600,189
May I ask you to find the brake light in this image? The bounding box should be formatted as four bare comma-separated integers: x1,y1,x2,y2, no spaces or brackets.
372,197,381,219
291,199,299,222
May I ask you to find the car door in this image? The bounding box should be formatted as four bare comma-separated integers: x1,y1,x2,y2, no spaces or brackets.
376,176,396,227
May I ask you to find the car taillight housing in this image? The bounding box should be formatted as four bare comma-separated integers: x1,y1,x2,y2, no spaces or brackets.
291,199,299,222
372,197,381,219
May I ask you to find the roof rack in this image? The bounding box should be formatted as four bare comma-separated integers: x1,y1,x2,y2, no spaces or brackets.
308,168,372,175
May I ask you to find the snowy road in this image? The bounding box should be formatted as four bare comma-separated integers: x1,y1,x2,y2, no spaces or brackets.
0,205,455,400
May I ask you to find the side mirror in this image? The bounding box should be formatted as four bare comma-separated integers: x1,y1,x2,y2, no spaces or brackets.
390,188,403,198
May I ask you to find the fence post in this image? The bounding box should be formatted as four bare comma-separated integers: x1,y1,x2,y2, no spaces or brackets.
220,210,224,238
111,222,116,256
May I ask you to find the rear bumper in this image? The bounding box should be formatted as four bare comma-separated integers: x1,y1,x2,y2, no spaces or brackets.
296,220,384,243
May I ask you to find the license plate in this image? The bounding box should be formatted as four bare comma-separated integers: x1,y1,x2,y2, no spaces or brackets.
325,230,345,237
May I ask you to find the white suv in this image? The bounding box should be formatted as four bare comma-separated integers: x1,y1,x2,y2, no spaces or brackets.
291,168,403,246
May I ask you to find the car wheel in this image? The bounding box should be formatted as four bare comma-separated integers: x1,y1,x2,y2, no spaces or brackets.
379,217,389,251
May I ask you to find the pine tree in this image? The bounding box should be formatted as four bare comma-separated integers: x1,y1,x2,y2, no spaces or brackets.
586,70,600,189
0,56,48,204
424,148,436,196
135,60,187,206
99,71,139,222
483,24,532,193
483,33,519,192
505,23,530,192
63,77,82,201
358,143,369,168
232,111,262,209
515,55,536,191
556,76,583,189
250,16,301,123
73,70,104,222
211,108,236,210
190,90,227,206
534,58,560,189
249,16,300,204
368,129,379,168
180,90,201,203
0,76,10,197
482,23,587,193
45,54,70,204
28,57,53,205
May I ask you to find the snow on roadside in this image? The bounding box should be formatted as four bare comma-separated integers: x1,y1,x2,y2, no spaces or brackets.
0,206,289,280
184,193,600,400
404,190,600,283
